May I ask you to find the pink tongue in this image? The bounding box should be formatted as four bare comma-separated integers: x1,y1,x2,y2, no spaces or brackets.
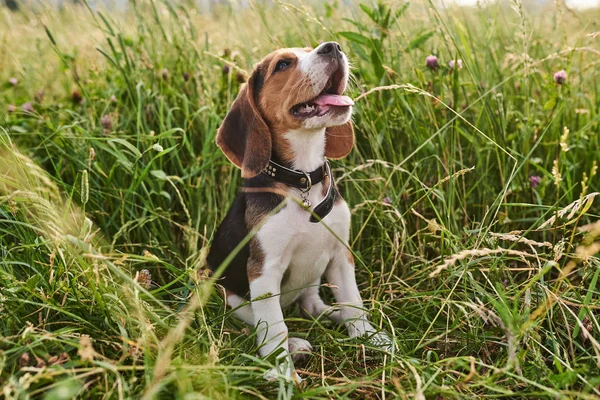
313,94,354,107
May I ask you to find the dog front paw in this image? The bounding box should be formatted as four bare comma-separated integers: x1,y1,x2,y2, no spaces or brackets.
288,337,313,366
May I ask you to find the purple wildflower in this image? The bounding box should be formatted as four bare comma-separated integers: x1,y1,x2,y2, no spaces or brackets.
8,77,18,86
425,55,439,71
222,65,231,75
554,70,567,85
110,95,117,104
100,115,112,132
136,269,152,289
530,175,542,188
448,59,463,71
22,102,34,113
7,104,16,113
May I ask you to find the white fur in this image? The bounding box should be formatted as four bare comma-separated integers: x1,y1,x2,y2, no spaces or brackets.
284,128,325,171
227,292,254,325
296,43,353,130
297,44,349,97
302,107,352,130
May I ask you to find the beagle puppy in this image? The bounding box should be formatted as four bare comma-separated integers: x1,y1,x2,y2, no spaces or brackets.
208,42,390,381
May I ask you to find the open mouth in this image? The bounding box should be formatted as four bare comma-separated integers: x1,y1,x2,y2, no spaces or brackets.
290,69,354,119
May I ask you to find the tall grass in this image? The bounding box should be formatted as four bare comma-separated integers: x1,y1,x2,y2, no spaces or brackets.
1,1,600,398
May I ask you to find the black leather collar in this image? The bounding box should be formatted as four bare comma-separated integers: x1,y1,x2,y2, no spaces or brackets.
262,159,336,223
262,160,325,190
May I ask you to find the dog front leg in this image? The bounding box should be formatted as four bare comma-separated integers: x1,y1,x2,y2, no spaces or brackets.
326,249,394,351
249,270,299,382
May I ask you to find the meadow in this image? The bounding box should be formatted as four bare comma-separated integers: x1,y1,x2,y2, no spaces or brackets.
1,0,600,398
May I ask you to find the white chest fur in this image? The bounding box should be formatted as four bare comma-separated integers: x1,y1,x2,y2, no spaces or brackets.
256,188,351,307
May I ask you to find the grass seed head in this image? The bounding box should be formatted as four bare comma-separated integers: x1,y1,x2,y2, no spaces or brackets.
552,159,562,187
152,143,163,152
560,126,570,152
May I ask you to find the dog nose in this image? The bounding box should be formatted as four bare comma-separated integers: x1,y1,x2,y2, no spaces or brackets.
317,41,342,55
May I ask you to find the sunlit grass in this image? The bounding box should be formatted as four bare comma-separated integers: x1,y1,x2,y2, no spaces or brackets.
1,1,600,398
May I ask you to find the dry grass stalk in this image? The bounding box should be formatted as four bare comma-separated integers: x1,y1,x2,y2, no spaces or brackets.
429,247,538,277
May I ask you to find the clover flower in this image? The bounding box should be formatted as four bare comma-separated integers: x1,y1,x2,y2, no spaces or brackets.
136,269,152,289
530,175,542,188
100,115,112,132
22,102,34,113
448,59,463,71
554,70,567,85
425,55,438,70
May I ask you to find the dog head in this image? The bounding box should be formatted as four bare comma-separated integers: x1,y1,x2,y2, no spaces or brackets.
216,42,354,178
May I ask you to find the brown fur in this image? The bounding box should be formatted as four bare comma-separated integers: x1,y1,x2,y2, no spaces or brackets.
216,66,272,178
346,249,355,265
244,183,289,228
216,47,355,178
247,238,266,282
255,49,318,166
325,122,354,159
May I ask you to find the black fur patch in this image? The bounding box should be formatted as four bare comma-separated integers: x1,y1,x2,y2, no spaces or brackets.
207,174,285,297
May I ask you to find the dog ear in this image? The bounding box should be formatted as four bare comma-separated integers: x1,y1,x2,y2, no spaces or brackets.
325,121,354,159
216,67,271,178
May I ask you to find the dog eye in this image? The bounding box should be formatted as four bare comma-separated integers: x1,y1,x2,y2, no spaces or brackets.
275,60,291,72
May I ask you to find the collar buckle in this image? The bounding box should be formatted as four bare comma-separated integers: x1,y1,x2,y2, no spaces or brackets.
299,171,312,208
299,171,312,193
